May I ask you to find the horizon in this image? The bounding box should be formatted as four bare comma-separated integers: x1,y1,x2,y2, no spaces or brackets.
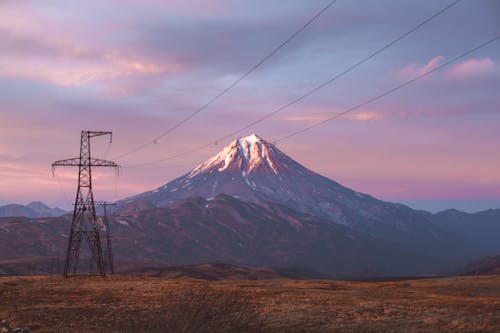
1,0,499,213
1,132,498,214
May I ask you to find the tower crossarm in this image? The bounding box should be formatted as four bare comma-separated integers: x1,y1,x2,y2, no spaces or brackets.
52,158,117,168
52,158,118,178
52,157,118,168
90,158,118,168
87,131,113,140
95,201,116,206
52,157,81,167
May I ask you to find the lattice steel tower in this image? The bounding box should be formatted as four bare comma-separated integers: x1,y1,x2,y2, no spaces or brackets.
96,201,116,275
52,131,118,277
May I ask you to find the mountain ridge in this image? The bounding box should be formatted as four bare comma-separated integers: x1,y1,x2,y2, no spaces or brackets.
0,201,67,218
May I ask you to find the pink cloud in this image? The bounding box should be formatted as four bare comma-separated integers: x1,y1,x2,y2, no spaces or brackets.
0,2,184,94
278,108,386,126
0,35,182,93
349,112,385,121
279,113,328,125
398,56,445,78
445,57,494,79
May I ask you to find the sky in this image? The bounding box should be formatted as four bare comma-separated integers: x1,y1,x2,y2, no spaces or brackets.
0,0,499,213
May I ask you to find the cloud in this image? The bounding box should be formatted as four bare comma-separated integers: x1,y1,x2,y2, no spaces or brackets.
0,33,181,93
397,57,496,83
349,112,385,121
0,6,182,94
279,113,329,125
398,56,445,78
279,110,385,126
445,57,494,79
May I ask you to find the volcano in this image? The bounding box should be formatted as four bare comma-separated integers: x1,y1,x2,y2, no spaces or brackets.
126,133,386,224
116,134,486,275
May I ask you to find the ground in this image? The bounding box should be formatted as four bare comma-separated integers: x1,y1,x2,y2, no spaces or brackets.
1,275,499,332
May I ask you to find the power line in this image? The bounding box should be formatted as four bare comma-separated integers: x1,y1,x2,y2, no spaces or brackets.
125,0,463,168
192,0,463,145
128,34,500,169
113,0,339,161
52,170,72,207
275,34,500,143
122,144,215,169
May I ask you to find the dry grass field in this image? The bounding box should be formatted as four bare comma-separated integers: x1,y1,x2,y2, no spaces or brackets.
1,274,499,332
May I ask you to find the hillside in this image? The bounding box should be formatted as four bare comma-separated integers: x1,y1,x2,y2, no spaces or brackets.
462,255,500,275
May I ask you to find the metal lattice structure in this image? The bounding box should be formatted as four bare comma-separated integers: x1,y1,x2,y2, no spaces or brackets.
95,201,116,275
52,131,118,277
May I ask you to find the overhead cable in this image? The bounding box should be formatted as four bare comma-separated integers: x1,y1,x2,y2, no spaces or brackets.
197,0,463,145
126,0,463,168
275,34,500,143
113,0,339,160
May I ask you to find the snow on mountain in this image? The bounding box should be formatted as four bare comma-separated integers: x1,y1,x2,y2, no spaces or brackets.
189,134,280,176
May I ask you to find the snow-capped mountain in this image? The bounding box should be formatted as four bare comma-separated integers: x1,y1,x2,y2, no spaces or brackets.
127,133,374,222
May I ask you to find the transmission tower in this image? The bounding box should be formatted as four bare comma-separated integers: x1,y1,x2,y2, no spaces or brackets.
96,201,116,275
52,131,118,277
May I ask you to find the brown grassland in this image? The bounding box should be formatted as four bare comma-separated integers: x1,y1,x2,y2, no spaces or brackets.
1,274,499,332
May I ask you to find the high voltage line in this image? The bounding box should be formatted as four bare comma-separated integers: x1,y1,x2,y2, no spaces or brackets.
275,34,500,143
113,0,339,160
126,33,500,169
201,0,463,145
124,0,464,169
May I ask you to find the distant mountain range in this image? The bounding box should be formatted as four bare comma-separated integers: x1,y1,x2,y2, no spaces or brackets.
428,209,500,253
0,201,67,218
0,134,499,277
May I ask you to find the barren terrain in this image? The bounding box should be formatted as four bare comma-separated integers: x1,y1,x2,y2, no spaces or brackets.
1,274,499,332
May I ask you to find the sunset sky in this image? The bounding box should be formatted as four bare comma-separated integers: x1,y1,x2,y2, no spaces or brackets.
1,0,499,212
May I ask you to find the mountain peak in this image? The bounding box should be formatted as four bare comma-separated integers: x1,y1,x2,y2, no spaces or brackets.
129,133,336,212
189,134,279,177
237,133,263,146
27,201,49,209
